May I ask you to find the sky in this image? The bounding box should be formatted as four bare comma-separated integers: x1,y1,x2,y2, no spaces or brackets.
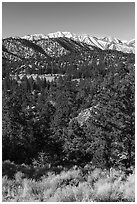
2,2,135,41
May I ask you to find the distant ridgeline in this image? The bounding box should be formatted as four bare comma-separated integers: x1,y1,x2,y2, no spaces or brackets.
2,32,135,79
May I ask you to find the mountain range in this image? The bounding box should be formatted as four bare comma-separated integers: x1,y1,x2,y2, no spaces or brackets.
22,31,135,54
2,31,135,79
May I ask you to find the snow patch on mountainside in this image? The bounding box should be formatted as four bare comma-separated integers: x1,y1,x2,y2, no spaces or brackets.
22,31,135,53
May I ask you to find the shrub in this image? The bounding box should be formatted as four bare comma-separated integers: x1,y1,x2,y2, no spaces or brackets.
14,171,25,181
2,176,22,202
47,186,77,202
92,172,135,202
48,168,83,190
2,160,17,179
93,178,113,201
119,173,135,202
87,168,105,187
73,182,94,201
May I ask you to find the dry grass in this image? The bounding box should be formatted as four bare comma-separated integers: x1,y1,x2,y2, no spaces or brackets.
2,165,135,202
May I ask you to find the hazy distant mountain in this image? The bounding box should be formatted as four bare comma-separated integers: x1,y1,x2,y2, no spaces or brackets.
22,31,135,54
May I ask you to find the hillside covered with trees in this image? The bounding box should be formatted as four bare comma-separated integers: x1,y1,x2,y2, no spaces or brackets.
2,35,135,201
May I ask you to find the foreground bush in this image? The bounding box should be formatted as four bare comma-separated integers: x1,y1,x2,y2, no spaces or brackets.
2,164,135,202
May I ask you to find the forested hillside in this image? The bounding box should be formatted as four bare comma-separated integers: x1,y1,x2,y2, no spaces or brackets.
2,35,135,201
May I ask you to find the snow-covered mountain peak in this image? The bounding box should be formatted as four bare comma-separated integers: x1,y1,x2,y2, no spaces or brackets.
21,31,135,54
22,33,47,41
